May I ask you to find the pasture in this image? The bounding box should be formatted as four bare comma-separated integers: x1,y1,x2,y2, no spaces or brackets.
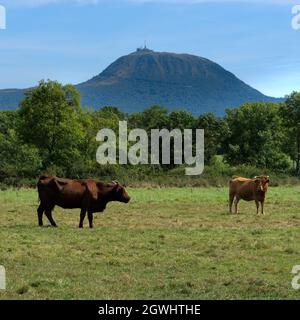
0,186,300,300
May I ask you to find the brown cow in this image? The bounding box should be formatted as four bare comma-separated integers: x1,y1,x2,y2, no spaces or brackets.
37,176,130,228
229,175,269,215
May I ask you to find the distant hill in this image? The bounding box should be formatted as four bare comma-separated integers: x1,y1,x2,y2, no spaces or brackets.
0,48,283,115
0,89,27,110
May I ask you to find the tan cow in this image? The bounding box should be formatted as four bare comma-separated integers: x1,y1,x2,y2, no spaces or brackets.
229,175,269,214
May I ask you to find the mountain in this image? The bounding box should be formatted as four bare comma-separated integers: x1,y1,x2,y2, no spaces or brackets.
0,89,27,110
0,48,282,115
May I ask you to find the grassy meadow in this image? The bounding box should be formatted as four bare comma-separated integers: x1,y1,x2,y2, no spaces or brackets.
0,186,300,300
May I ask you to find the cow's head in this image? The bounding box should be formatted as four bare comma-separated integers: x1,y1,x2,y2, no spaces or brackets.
254,176,270,192
112,181,131,203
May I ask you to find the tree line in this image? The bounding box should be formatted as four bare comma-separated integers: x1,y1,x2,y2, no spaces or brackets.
0,80,300,186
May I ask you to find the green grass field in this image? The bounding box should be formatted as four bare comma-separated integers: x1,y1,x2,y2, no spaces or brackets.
0,187,300,300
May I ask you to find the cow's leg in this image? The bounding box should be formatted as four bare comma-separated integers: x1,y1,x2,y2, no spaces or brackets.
88,211,93,229
45,208,57,227
261,201,265,215
229,193,235,213
234,197,240,214
255,200,259,215
37,204,44,226
79,208,86,228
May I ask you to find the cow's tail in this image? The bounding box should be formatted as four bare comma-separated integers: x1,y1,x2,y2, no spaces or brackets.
37,180,42,203
37,175,48,203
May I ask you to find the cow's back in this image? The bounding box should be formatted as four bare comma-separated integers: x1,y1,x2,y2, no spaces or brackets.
55,179,89,209
229,176,255,200
38,176,87,209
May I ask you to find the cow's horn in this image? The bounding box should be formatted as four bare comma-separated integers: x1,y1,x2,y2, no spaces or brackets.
112,180,119,185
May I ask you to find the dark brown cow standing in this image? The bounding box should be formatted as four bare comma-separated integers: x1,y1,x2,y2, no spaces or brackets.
229,175,269,215
37,176,130,228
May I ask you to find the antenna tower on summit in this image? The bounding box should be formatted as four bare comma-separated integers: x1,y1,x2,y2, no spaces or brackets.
136,41,151,52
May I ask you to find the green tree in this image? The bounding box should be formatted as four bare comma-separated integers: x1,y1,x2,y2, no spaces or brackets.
77,106,125,167
224,102,289,171
195,113,228,164
128,105,168,131
0,111,42,181
280,91,300,175
0,111,19,135
97,106,125,121
168,110,195,130
93,106,125,132
0,129,42,181
18,80,85,172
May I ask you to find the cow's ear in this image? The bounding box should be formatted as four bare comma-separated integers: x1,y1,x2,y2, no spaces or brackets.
115,184,122,192
85,181,98,200
112,181,121,190
254,178,261,185
114,183,123,193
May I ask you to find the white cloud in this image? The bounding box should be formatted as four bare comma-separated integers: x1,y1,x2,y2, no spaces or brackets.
1,0,297,8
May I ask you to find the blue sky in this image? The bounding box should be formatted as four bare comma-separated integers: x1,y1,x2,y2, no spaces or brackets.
0,0,299,97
